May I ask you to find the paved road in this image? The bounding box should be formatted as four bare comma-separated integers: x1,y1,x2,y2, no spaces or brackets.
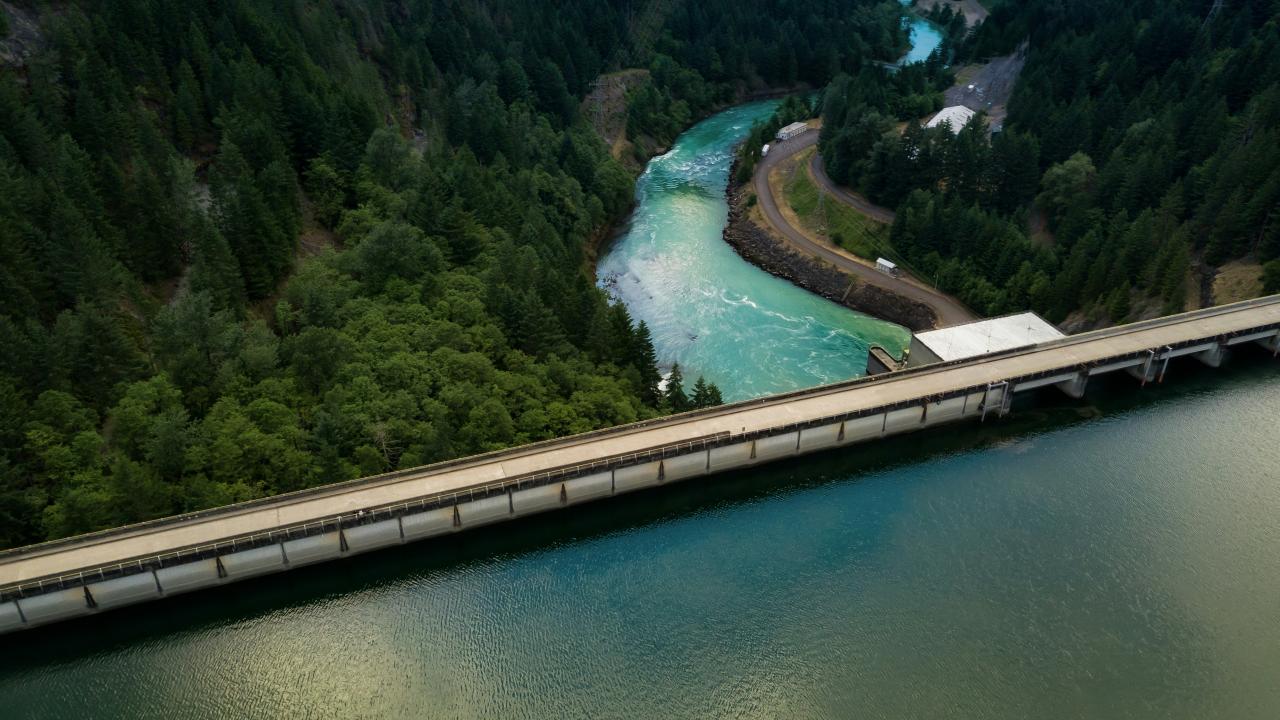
753,130,977,327
5,296,1279,589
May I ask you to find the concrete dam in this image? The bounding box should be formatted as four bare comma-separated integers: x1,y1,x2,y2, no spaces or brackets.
3,296,1279,635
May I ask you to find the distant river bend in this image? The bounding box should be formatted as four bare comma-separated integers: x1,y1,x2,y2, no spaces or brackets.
596,102,910,400
595,2,944,400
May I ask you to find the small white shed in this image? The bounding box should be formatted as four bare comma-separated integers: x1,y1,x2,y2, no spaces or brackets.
876,257,898,275
776,122,809,141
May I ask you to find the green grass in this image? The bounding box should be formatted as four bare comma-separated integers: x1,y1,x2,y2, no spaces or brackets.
782,151,892,261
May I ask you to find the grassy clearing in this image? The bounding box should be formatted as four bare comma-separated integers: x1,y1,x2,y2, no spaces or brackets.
1212,259,1264,306
782,149,892,260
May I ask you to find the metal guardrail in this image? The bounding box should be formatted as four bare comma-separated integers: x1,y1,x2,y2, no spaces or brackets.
0,433,731,601
4,299,1279,602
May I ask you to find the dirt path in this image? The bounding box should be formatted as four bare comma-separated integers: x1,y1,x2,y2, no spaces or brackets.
752,131,977,327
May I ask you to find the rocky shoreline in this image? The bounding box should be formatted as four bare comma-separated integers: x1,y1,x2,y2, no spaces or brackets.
721,169,937,332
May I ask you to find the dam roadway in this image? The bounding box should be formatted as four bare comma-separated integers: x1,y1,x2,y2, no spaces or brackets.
3,296,1280,632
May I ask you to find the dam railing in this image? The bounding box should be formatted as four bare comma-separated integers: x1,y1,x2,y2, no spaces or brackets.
3,295,1279,607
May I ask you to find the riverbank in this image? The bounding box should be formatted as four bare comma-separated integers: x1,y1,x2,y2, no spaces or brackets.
722,167,937,331
583,80,815,270
735,128,977,328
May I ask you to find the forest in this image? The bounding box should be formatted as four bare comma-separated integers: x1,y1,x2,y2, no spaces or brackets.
0,0,905,548
820,0,1280,321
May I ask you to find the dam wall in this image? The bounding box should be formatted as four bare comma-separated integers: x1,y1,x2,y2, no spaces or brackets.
3,298,1279,634
0,386,1011,634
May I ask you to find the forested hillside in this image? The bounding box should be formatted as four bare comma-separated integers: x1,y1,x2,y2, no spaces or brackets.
0,0,900,548
820,0,1280,323
625,0,907,148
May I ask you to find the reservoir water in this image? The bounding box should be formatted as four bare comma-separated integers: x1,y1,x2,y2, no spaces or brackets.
3,361,1280,718
596,101,909,400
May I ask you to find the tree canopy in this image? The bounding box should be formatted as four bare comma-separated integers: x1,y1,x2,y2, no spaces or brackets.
819,0,1280,322
6,0,904,547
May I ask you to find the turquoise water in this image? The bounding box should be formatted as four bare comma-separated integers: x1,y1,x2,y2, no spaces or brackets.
596,101,910,401
4,360,1280,718
900,0,945,64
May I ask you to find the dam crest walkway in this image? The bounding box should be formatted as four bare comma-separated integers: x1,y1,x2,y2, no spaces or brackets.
2,296,1278,632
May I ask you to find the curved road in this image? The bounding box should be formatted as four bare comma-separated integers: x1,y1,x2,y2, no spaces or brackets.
753,130,976,327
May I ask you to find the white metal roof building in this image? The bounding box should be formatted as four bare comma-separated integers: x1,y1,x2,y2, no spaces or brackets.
925,105,977,134
907,312,1064,366
776,121,809,141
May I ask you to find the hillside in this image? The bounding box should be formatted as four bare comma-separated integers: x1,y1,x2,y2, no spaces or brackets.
0,0,904,549
818,0,1280,325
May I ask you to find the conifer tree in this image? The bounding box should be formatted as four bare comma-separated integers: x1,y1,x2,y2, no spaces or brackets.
706,382,724,407
690,376,724,408
664,362,689,413
632,321,662,406
691,376,712,409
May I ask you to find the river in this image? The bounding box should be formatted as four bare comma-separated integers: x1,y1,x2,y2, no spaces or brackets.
900,0,945,65
593,8,943,400
596,101,909,400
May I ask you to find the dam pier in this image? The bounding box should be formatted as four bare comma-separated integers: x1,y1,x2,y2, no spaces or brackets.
3,296,1279,634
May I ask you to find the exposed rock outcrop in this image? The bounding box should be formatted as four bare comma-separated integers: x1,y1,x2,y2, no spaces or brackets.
0,2,45,72
723,184,937,331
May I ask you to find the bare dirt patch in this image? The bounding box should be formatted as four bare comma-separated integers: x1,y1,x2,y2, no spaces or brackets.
1212,259,1264,306
1028,208,1054,248
582,69,651,163
916,0,988,27
943,45,1026,130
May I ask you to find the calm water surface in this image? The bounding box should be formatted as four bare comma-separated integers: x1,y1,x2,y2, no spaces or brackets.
596,101,910,400
3,362,1280,718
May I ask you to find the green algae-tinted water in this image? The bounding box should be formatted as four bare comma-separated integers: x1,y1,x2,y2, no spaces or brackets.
900,1,945,65
596,101,910,400
3,358,1280,719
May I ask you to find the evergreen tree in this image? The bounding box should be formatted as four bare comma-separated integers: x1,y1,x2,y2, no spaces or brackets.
690,375,724,408
706,382,724,407
664,363,689,413
632,321,662,406
691,376,712,409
